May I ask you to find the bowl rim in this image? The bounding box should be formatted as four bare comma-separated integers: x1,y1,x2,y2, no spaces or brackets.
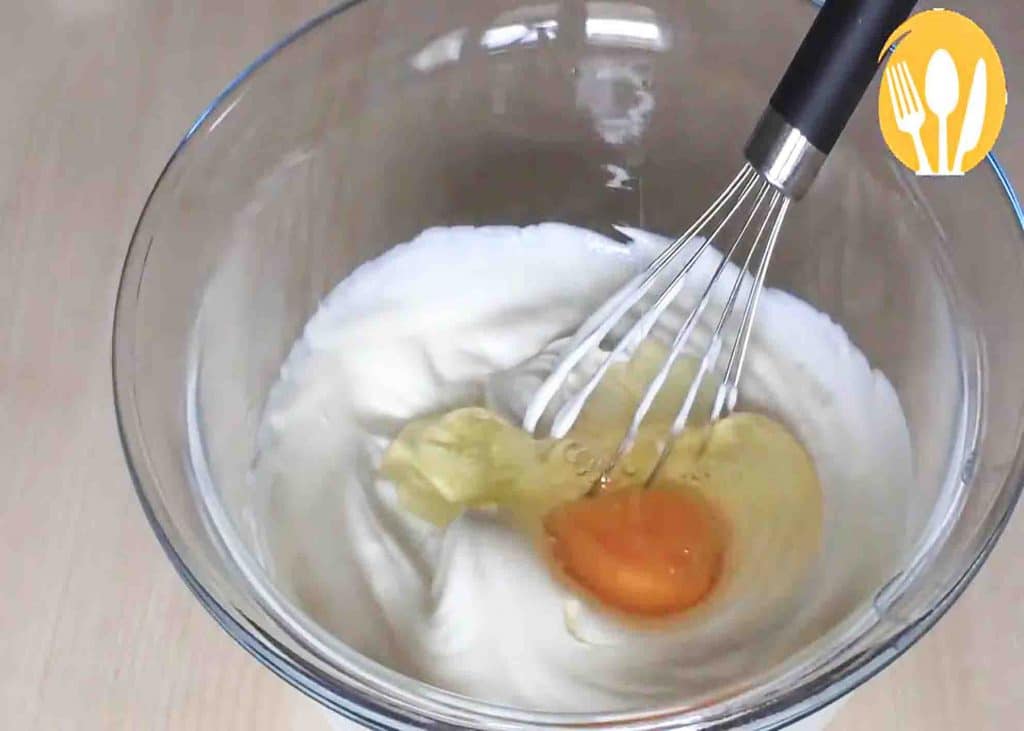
112,1,1024,728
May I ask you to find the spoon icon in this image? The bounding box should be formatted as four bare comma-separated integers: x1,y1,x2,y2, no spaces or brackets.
924,49,960,174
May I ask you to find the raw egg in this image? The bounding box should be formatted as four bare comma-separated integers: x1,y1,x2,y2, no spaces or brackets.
544,488,726,616
381,342,822,621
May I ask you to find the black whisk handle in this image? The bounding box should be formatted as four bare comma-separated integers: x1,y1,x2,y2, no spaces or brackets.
746,0,917,199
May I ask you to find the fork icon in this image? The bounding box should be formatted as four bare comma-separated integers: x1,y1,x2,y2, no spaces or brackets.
885,61,933,175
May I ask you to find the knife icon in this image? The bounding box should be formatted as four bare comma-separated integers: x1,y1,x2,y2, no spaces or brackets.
952,58,987,175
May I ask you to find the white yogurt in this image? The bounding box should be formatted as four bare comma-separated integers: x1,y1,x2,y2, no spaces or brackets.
243,224,913,712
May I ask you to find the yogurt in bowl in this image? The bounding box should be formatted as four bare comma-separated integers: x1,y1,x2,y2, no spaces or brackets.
242,223,912,712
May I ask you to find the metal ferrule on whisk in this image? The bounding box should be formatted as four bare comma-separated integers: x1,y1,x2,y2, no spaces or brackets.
744,107,826,200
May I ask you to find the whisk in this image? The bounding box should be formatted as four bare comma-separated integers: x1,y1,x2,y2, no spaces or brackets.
523,0,917,484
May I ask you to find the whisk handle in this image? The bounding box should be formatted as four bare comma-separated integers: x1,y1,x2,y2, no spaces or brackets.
745,0,917,199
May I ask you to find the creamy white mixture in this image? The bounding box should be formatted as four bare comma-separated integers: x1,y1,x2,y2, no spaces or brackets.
244,224,913,712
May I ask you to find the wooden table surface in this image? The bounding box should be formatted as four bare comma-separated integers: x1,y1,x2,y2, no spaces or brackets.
1,1,1020,729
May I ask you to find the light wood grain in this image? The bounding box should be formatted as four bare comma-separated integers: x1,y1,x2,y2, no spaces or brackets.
0,1,1020,729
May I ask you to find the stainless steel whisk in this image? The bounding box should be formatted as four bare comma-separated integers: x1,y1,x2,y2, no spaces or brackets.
524,0,918,484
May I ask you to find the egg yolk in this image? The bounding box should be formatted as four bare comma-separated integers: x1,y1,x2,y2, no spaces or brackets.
544,488,726,616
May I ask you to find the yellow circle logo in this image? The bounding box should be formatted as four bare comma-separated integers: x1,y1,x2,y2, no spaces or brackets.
878,9,1007,176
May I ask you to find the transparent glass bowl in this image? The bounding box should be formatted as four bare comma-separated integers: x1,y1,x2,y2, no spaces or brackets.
113,1,1024,728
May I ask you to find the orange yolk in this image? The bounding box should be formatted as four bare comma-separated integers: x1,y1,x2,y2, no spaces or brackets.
544,488,726,616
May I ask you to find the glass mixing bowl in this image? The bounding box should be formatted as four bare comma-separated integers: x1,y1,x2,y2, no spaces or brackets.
113,0,1024,728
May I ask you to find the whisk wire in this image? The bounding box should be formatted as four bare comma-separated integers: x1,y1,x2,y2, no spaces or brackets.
547,169,762,440
639,183,784,485
609,181,775,465
523,162,791,491
710,195,790,423
521,164,756,435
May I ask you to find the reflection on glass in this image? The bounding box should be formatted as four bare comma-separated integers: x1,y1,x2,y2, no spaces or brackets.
604,163,636,190
410,28,468,73
575,58,655,145
480,4,560,52
585,2,668,51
